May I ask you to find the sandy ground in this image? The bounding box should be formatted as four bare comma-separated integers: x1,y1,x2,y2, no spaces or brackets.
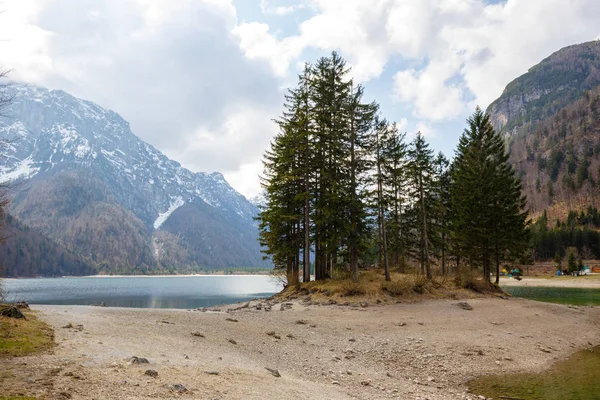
3,297,599,400
500,275,600,288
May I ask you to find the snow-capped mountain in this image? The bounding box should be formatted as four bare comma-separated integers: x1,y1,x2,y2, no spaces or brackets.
0,83,266,275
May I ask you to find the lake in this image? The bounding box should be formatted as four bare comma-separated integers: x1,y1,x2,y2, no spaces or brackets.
503,285,600,306
469,345,600,400
2,275,283,309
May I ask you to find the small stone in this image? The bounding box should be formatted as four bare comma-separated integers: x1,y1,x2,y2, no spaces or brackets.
296,319,308,325
191,331,205,338
144,370,158,378
203,370,220,376
128,357,150,364
349,338,356,342
457,302,473,311
360,380,371,386
228,338,237,345
360,302,369,308
265,367,281,377
332,380,340,385
168,384,188,393
226,318,239,322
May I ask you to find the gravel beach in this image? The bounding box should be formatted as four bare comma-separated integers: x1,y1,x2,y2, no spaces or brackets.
4,297,599,400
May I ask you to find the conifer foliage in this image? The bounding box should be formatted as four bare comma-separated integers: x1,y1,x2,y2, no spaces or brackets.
259,54,530,286
451,107,529,283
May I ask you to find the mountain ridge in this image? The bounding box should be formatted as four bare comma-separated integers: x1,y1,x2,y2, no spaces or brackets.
486,40,600,225
0,83,267,276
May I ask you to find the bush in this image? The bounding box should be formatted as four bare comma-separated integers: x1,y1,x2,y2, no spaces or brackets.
412,275,429,294
339,281,365,296
381,279,410,295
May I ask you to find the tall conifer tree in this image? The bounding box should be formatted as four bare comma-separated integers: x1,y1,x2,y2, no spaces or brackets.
451,107,529,283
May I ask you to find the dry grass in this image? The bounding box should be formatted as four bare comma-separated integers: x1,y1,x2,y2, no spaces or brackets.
0,397,38,400
277,268,501,303
0,309,54,358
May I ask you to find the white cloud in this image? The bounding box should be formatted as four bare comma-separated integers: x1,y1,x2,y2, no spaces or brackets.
233,0,600,122
0,0,282,197
232,22,303,76
415,122,436,139
259,0,305,16
393,54,465,121
4,0,600,197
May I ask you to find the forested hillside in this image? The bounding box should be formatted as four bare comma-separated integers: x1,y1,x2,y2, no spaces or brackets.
0,214,95,277
486,40,600,262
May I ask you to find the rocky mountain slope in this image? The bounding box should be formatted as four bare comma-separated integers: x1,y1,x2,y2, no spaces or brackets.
487,40,600,136
0,84,266,275
486,40,600,223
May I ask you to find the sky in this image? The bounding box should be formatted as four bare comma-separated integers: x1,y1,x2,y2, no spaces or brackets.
1,0,600,199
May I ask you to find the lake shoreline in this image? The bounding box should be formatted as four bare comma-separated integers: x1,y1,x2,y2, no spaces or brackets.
2,273,275,280
12,297,599,399
500,275,600,288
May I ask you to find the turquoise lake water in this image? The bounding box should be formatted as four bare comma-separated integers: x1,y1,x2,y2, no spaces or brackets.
2,275,282,309
503,285,600,306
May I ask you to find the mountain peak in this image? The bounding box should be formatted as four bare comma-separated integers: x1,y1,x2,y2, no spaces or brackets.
487,40,600,136
0,83,265,274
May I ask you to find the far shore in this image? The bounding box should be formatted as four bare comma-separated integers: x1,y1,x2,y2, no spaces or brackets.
500,275,600,288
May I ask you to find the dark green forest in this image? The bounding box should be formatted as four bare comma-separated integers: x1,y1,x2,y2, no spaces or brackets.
258,52,529,286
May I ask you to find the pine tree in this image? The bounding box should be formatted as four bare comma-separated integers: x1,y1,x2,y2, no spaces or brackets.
345,85,378,282
406,132,436,279
433,152,451,276
451,107,529,284
381,124,409,272
310,52,353,280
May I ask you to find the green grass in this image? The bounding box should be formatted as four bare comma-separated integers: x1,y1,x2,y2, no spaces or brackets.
0,309,54,358
469,346,600,400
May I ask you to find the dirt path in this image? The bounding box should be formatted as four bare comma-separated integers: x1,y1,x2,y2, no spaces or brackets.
8,298,600,400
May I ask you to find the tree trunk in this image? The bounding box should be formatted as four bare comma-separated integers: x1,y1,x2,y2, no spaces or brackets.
494,242,500,285
419,173,432,279
350,111,359,282
441,230,446,276
376,128,390,281
303,181,311,283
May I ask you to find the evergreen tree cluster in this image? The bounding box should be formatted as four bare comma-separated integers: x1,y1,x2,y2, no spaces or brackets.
259,53,529,286
531,207,600,261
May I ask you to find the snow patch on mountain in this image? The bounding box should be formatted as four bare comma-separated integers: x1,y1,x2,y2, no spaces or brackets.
154,196,185,230
0,82,259,230
0,155,39,182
